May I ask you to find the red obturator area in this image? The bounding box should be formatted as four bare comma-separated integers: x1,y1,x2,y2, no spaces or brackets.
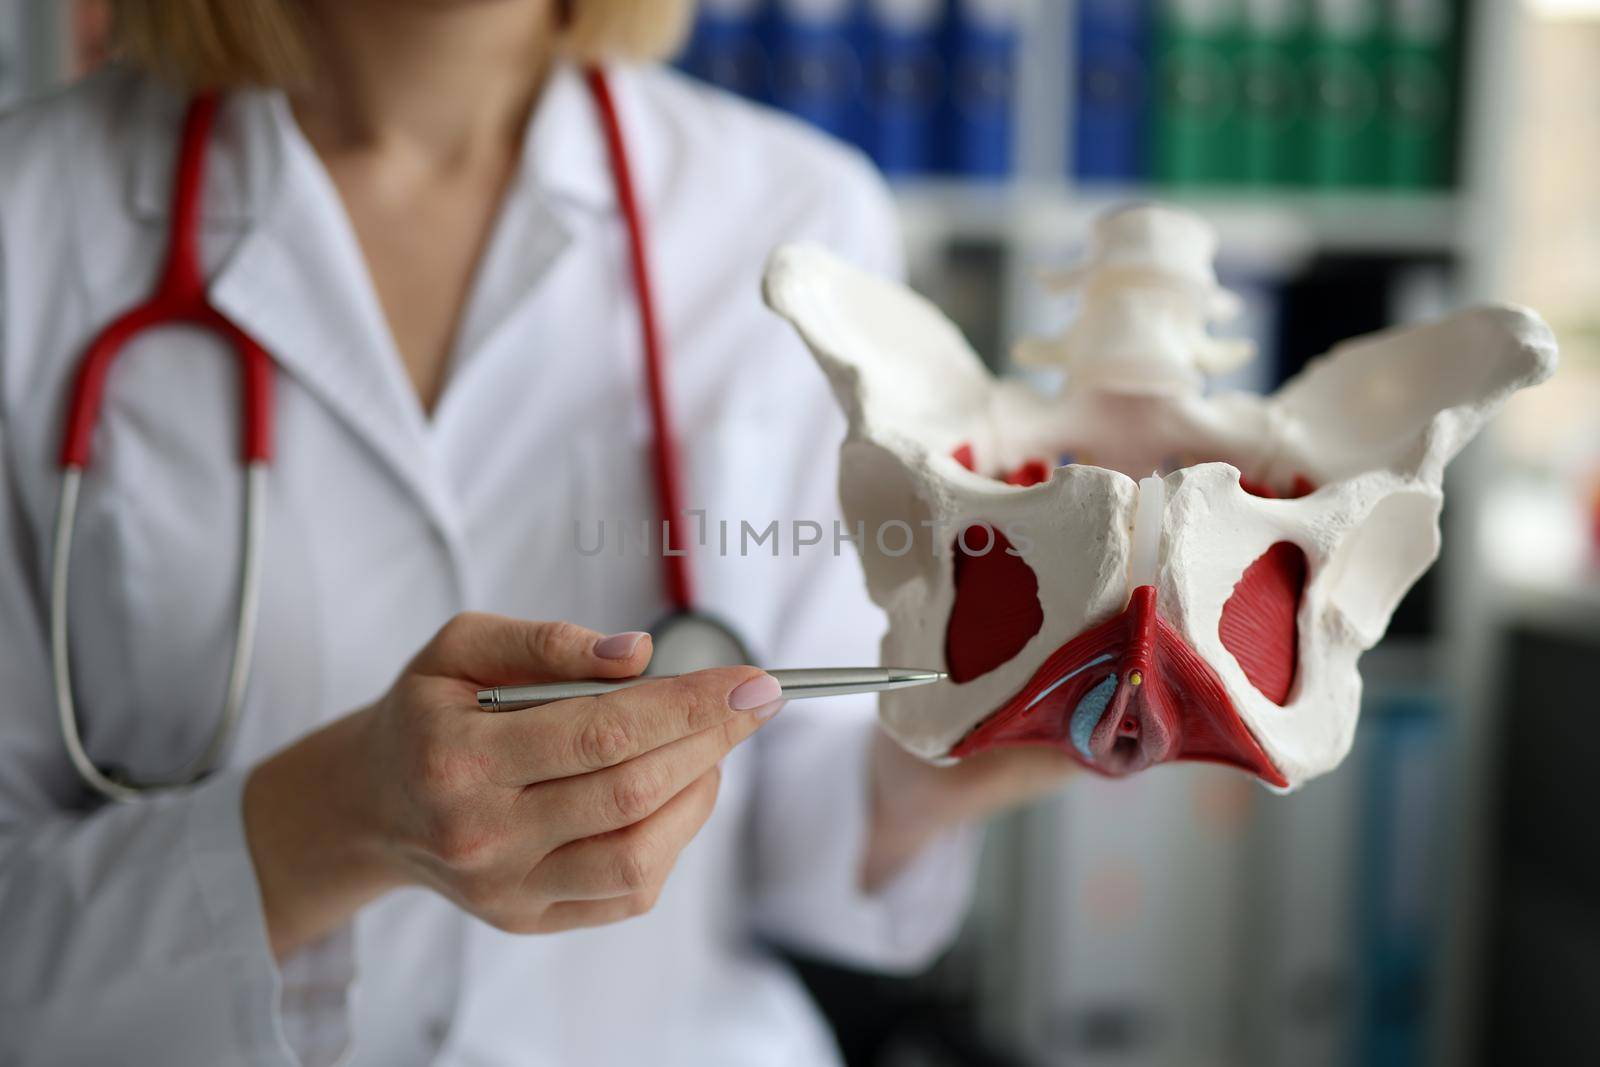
945,527,1044,683
1218,542,1307,706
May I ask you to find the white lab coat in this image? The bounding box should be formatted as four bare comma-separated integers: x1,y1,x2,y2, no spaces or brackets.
0,63,979,1066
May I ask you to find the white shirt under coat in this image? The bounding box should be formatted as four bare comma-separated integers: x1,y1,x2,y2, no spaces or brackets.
0,62,980,1066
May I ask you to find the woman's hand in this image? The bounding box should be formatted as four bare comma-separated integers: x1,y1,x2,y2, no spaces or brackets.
862,732,1078,892
244,614,783,959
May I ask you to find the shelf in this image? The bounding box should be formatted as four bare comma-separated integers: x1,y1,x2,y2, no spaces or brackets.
892,180,1469,267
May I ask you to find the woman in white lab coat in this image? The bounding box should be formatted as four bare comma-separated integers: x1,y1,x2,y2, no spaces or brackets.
0,2,1074,1064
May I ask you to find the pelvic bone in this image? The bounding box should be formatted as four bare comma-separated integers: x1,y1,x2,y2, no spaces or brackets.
762,205,1556,789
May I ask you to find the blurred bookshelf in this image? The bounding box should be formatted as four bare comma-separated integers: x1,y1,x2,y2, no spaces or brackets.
892,180,1466,257
1489,572,1600,643
680,1,1474,260
676,1,1487,396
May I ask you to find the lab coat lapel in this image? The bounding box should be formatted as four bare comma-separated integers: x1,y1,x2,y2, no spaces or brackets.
436,64,610,384
198,95,468,555
205,68,629,548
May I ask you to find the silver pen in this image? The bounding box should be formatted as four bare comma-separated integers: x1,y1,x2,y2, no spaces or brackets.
477,667,945,712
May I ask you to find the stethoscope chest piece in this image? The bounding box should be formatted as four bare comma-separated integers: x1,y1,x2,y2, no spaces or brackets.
646,611,754,677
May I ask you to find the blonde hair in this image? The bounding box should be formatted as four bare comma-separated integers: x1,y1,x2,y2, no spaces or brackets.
111,0,697,91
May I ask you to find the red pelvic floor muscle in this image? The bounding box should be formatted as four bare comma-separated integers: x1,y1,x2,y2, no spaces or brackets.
950,586,1289,787
944,526,1045,683
1003,460,1051,487
1239,473,1316,499
948,442,1050,487
1217,542,1307,706
954,440,1316,503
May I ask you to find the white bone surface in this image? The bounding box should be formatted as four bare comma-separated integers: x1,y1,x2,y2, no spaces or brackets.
763,206,1557,788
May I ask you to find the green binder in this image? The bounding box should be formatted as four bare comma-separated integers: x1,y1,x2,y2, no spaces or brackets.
1306,0,1386,189
1239,0,1312,186
1153,0,1246,186
1386,0,1455,189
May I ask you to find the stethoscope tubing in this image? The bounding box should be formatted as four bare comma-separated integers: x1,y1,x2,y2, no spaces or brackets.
50,464,267,801
51,94,273,801
51,69,705,801
585,67,696,614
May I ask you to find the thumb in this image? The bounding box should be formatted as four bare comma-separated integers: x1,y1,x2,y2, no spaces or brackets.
410,612,653,686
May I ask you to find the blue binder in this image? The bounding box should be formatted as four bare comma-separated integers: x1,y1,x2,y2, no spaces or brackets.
1072,0,1151,182
863,0,946,176
768,0,866,143
679,0,772,102
1358,690,1444,1067
946,0,1020,179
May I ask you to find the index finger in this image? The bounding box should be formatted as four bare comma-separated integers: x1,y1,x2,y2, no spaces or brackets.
410,614,657,687
481,666,781,784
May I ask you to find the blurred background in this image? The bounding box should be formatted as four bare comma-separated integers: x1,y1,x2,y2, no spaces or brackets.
3,1,1595,1065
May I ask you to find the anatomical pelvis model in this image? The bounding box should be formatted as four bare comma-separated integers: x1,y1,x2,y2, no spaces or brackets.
763,204,1556,789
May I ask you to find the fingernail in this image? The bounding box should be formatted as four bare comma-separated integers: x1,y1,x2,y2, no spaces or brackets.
594,631,648,659
729,673,782,711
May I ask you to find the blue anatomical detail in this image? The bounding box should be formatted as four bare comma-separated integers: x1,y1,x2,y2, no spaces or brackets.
1069,673,1120,760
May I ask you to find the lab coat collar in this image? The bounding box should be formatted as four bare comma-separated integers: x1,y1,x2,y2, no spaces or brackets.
201,91,472,565
127,77,283,224
124,59,625,221
443,61,603,364
524,62,618,212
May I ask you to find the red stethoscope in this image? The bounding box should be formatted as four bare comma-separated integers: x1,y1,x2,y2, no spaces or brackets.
53,68,747,802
